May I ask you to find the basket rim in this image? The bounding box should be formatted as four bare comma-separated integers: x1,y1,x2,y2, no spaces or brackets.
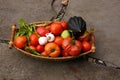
14,45,93,61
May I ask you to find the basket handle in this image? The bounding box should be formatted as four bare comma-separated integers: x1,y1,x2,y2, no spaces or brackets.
50,0,69,21
9,24,16,49
61,0,69,6
91,34,96,53
51,0,68,6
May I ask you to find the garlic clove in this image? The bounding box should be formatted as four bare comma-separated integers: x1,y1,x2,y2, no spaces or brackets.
46,33,55,42
38,37,48,45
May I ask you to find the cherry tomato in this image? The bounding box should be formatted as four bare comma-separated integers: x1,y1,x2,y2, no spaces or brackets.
25,45,36,53
41,51,48,57
50,22,63,35
60,21,68,30
44,42,61,57
30,34,39,46
54,36,63,47
36,45,44,53
78,31,90,41
82,40,91,52
14,36,27,49
29,45,36,51
62,37,82,56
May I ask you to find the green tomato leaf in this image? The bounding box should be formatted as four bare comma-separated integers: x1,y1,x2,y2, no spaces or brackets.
19,18,26,27
15,18,37,43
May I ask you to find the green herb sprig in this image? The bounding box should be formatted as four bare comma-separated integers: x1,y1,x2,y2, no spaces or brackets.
15,18,36,40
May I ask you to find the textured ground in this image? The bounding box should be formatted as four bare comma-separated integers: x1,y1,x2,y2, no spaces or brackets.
0,0,120,80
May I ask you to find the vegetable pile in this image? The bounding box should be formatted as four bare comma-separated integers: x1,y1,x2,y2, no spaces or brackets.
14,16,94,58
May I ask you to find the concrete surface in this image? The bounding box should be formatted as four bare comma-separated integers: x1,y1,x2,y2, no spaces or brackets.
0,0,120,80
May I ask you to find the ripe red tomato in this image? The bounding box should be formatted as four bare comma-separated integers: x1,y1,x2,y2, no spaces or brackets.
36,45,44,53
30,34,39,46
41,51,48,57
29,45,36,51
78,31,90,41
14,36,27,49
60,21,68,30
44,42,61,57
36,27,49,36
68,46,81,56
50,22,63,35
62,37,82,56
62,50,69,57
82,40,91,52
54,36,63,47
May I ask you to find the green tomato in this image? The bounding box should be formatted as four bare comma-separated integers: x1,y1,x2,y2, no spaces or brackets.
61,30,70,39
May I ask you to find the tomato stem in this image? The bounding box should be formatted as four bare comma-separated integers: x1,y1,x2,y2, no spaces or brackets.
51,49,55,53
68,30,75,39
69,30,75,45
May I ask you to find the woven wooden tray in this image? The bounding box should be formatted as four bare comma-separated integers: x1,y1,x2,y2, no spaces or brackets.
9,21,96,61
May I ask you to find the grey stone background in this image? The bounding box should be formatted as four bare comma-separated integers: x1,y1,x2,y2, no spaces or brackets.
0,0,120,80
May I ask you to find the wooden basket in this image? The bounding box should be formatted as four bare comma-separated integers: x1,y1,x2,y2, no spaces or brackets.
9,21,96,61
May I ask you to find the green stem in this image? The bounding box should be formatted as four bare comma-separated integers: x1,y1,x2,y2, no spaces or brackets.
69,30,75,45
25,47,40,56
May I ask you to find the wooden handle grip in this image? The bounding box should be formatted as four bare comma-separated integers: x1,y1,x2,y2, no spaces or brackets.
9,24,16,49
91,34,96,53
61,0,68,6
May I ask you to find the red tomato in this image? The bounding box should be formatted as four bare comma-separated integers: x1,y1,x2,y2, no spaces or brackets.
44,42,61,57
30,34,39,46
36,45,44,53
62,50,69,57
54,36,63,47
60,21,68,30
36,27,49,36
62,37,82,56
29,45,36,51
50,22,63,35
82,40,91,52
68,46,81,56
41,51,48,57
14,36,27,49
78,31,90,41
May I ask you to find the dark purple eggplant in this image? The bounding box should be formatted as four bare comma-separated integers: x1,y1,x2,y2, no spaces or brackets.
68,16,86,39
